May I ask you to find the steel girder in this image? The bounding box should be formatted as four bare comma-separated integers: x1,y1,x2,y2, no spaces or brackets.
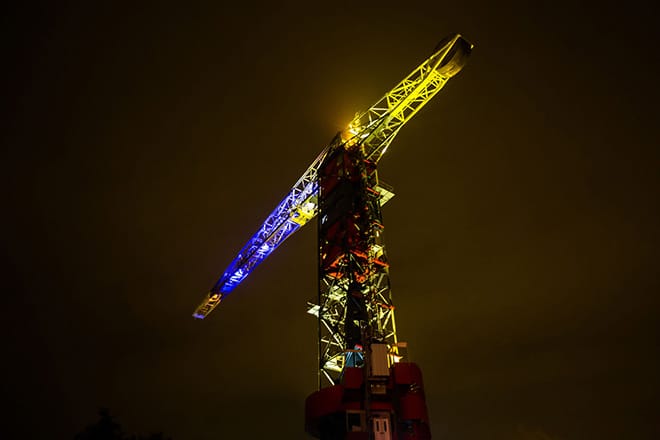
193,34,471,320
309,146,398,386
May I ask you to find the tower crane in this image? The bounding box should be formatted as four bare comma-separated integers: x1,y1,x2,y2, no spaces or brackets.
193,33,472,439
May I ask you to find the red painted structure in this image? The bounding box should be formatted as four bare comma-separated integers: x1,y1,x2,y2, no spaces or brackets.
305,363,431,440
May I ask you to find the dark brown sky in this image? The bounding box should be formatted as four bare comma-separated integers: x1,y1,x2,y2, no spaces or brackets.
3,1,659,439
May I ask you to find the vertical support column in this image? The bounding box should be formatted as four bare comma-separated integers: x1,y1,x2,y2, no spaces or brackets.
306,140,432,440
315,141,398,387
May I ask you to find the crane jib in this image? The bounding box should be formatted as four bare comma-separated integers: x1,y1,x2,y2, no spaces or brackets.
193,34,472,319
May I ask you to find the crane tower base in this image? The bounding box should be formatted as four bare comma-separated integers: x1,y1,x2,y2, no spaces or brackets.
305,362,431,440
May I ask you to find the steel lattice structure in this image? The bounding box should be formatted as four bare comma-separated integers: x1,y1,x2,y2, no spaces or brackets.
310,144,400,386
193,34,471,322
193,33,472,440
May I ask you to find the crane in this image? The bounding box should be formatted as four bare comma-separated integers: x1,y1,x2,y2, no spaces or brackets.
193,33,472,439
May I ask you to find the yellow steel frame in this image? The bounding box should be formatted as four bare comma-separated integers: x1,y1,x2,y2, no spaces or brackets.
345,34,472,163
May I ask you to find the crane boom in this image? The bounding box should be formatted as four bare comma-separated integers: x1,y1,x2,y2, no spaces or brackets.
350,33,471,163
193,33,472,319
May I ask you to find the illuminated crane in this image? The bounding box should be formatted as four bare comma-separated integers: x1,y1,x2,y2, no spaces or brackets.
193,34,472,439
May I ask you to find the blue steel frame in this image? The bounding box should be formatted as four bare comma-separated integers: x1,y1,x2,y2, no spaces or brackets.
192,140,338,319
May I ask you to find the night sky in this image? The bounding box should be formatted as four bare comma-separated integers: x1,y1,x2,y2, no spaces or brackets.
4,2,659,439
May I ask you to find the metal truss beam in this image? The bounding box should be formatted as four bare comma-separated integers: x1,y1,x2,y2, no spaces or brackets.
310,145,400,386
193,34,471,319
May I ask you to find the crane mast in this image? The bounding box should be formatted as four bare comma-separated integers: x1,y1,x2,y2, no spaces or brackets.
193,34,472,440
